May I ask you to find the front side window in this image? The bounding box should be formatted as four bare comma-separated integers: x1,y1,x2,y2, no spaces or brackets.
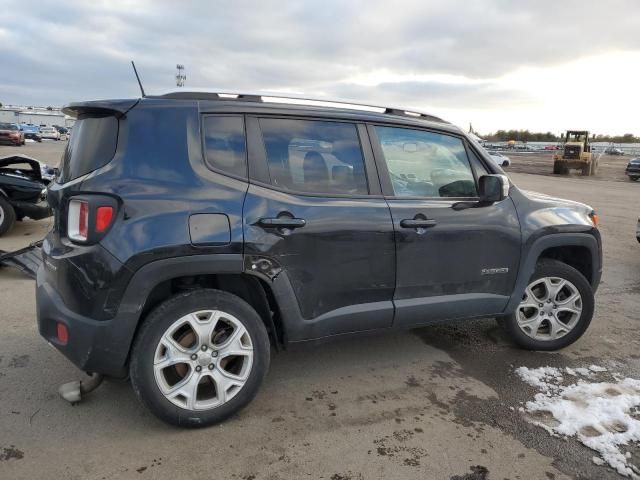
202,116,247,179
374,126,477,198
259,118,368,195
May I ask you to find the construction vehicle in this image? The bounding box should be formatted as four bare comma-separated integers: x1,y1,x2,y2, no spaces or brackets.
553,130,598,176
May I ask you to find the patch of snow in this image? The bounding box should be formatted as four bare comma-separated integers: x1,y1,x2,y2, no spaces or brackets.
516,365,640,478
515,366,563,393
25,138,35,143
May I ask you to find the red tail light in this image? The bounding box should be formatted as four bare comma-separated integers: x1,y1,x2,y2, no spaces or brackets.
95,206,114,233
68,198,116,243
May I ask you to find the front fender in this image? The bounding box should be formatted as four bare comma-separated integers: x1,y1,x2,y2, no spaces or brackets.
503,232,602,315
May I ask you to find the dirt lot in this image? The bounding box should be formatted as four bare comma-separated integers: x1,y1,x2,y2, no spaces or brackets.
1,141,639,479
508,152,634,183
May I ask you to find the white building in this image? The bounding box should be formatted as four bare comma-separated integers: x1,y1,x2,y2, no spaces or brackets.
0,105,75,128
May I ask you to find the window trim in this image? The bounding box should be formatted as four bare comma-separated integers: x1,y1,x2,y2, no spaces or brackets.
200,114,249,181
247,115,381,198
367,123,484,201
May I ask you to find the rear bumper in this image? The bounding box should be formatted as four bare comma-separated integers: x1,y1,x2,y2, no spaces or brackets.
36,266,129,377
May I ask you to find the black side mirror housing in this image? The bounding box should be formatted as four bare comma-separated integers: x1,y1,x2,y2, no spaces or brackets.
479,174,509,203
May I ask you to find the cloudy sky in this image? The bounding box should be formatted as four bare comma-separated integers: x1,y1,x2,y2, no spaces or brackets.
2,0,639,135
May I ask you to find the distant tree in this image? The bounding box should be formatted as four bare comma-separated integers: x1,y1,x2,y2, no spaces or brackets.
594,133,640,143
483,130,559,142
46,106,53,111
0,102,3,108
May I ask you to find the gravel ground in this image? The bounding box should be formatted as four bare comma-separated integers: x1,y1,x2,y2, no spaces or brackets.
0,141,638,479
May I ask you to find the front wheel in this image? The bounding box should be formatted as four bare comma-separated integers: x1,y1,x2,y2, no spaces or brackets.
130,289,271,427
502,259,594,350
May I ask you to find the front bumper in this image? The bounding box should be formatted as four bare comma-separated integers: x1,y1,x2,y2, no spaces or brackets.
11,200,51,220
626,165,640,177
36,266,129,378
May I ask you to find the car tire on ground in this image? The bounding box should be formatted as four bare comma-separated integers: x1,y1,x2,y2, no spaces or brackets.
130,289,271,428
0,195,17,237
501,259,594,351
629,176,639,182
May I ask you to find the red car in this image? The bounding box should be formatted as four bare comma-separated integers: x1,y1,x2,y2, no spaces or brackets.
0,123,25,146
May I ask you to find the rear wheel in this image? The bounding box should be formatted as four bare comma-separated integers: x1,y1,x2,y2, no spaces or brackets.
629,176,639,182
130,289,270,427
502,259,594,350
0,196,16,237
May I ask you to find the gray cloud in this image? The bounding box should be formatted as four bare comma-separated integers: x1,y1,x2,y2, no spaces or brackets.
1,0,639,131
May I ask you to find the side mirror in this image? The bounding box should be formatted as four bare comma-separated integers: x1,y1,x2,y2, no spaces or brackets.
479,174,509,203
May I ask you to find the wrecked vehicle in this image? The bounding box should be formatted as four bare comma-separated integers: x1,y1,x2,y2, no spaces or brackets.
0,155,53,236
37,93,601,428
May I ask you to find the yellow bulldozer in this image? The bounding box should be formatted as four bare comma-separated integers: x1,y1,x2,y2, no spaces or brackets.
553,130,598,176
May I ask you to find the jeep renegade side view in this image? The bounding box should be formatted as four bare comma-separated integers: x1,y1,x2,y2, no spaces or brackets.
37,93,602,427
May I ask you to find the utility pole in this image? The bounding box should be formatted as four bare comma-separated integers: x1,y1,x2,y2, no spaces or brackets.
176,64,186,87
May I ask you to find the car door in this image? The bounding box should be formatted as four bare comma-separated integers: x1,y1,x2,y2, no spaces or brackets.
243,116,396,341
368,124,521,328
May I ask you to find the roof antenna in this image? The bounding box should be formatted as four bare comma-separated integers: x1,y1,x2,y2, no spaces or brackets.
131,60,146,97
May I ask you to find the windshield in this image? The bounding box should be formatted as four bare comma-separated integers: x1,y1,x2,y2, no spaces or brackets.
0,123,18,130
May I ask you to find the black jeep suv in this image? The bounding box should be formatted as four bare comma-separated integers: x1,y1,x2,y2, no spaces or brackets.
37,93,602,427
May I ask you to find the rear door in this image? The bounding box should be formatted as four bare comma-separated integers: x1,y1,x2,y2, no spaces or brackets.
243,116,395,341
368,124,521,327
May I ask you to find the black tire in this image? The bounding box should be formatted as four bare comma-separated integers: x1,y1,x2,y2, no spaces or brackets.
629,176,639,182
0,196,16,237
130,289,270,428
502,259,594,351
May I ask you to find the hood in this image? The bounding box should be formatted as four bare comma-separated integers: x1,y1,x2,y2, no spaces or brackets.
521,189,593,215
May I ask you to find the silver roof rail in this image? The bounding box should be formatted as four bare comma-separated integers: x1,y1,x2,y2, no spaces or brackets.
156,90,446,123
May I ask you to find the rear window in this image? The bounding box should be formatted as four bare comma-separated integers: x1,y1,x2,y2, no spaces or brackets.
58,115,118,183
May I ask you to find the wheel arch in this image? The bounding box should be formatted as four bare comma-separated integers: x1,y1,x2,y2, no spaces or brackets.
504,233,601,315
115,254,285,373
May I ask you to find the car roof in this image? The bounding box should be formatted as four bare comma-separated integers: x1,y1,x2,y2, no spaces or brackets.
65,91,465,136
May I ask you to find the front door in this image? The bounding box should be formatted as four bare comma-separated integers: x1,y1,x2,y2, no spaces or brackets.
368,124,521,327
243,117,396,341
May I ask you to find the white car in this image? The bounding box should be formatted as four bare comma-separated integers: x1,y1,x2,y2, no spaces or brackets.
39,126,60,140
488,151,511,167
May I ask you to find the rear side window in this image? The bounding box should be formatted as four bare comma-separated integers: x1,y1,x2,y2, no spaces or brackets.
259,118,368,195
202,116,247,179
58,115,118,183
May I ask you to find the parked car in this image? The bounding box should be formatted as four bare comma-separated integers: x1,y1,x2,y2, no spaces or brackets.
0,123,25,146
0,155,53,236
54,125,69,141
19,124,42,142
488,151,511,167
605,147,624,156
39,126,60,140
625,157,640,181
38,92,602,427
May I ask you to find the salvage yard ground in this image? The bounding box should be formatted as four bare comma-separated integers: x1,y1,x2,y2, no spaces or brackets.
1,142,639,479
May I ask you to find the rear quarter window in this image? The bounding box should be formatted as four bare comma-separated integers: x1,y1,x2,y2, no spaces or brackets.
201,116,247,179
58,115,118,183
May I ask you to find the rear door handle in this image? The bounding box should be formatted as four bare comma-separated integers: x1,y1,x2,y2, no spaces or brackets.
400,218,437,229
257,217,306,229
